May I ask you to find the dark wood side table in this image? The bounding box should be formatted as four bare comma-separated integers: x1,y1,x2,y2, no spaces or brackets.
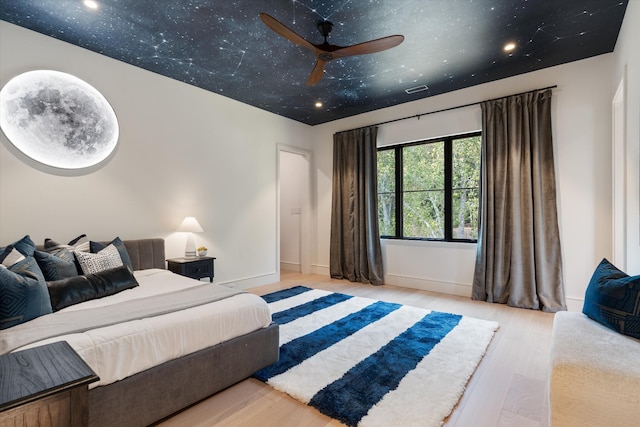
0,341,99,427
167,256,215,282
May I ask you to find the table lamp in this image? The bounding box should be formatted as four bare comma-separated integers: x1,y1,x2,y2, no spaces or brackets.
177,216,203,258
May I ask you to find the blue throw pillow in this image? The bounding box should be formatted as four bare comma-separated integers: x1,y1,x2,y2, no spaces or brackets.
0,235,36,257
583,258,640,338
34,248,79,281
0,256,52,329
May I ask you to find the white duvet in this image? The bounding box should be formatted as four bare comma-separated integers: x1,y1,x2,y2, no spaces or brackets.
17,269,272,388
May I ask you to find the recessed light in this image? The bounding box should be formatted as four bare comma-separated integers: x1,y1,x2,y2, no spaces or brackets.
83,0,99,10
503,42,516,52
315,101,323,108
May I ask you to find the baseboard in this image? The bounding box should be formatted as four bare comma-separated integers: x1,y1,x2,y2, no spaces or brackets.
280,261,301,272
312,264,330,276
565,296,584,312
219,271,280,290
305,268,471,298
384,273,472,297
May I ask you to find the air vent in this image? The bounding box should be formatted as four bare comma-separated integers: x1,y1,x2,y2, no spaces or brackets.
405,85,429,95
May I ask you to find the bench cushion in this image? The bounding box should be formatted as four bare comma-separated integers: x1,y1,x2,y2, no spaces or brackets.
549,311,640,426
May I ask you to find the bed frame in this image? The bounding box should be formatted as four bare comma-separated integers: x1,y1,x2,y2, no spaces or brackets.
78,239,279,426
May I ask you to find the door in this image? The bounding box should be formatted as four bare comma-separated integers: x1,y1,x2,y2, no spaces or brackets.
278,146,311,274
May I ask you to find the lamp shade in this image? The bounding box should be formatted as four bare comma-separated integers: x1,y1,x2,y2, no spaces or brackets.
176,216,204,233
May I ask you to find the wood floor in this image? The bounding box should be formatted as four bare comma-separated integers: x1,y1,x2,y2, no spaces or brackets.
158,272,555,427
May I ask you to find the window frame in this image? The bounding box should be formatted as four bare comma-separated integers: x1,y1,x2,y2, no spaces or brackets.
377,131,481,243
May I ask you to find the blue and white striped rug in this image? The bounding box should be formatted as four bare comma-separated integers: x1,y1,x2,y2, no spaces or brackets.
254,286,499,427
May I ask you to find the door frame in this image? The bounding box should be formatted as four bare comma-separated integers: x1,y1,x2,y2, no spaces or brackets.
612,73,627,269
277,144,312,274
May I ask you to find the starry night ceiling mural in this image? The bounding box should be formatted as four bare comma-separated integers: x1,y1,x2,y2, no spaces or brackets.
0,0,629,126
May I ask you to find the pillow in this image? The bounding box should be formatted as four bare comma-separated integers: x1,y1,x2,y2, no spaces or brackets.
583,258,640,339
44,234,90,252
34,248,79,281
0,235,36,257
74,244,123,274
47,265,139,311
90,237,133,271
0,256,52,329
0,246,25,267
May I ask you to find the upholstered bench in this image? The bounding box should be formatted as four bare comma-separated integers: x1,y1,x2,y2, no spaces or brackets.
549,311,640,426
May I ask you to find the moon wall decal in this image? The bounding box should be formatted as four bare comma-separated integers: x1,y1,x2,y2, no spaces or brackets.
0,70,119,169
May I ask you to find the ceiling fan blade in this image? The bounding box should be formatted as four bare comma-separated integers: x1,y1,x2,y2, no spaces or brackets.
259,13,316,52
332,35,404,58
306,59,327,86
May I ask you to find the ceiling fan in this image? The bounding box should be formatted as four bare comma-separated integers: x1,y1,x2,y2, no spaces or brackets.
259,13,404,86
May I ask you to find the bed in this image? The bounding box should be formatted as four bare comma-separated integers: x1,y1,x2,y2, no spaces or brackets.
0,238,279,426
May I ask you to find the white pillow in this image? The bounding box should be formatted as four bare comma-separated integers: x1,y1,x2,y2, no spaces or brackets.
74,244,123,274
0,247,25,268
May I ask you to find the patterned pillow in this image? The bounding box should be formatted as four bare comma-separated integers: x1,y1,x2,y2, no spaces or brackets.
74,244,123,274
44,234,90,253
0,256,52,329
34,248,79,281
583,258,640,339
90,237,133,271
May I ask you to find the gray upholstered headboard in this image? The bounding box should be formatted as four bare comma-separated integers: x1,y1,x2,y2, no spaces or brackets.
35,238,166,271
119,239,165,270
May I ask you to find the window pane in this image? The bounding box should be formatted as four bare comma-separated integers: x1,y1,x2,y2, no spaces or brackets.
402,142,444,238
403,190,444,238
403,143,444,191
377,149,395,193
377,149,395,236
452,190,478,239
378,193,396,236
452,135,481,240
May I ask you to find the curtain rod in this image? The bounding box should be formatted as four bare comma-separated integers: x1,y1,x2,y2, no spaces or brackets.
344,85,558,133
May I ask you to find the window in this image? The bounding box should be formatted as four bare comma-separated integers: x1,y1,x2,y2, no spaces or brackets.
377,132,481,242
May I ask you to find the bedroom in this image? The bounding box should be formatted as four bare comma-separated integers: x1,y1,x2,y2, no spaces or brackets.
1,0,639,426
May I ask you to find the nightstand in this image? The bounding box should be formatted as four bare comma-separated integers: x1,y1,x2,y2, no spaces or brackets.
0,341,99,427
167,256,215,282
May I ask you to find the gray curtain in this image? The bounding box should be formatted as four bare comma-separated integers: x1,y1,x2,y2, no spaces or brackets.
330,126,384,285
472,89,566,312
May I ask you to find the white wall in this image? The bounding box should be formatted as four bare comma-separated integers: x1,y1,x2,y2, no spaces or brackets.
311,54,615,311
0,22,312,289
612,0,640,275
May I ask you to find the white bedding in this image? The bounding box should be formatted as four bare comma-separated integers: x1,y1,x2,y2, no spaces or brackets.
17,269,272,388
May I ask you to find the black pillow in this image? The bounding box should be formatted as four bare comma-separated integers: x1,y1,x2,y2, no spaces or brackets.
44,234,90,252
90,237,133,271
47,265,139,311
